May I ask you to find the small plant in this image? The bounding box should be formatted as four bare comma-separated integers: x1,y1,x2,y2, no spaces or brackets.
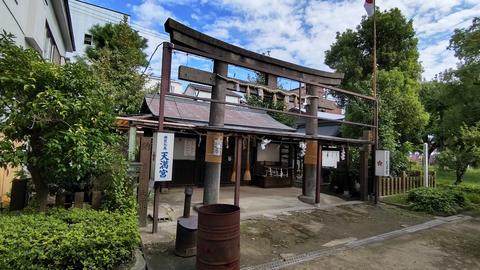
407,187,468,215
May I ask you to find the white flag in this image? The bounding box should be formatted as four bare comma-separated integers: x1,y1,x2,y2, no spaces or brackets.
364,0,374,16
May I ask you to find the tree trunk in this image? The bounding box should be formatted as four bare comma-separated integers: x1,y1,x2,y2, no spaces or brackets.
455,167,466,185
28,133,50,211
29,166,49,211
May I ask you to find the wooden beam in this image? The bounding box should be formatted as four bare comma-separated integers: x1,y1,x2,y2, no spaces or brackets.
177,64,376,101
171,35,343,86
178,66,215,86
165,18,344,83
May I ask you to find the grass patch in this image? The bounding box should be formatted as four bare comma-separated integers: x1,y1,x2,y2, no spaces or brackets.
381,194,408,206
435,167,480,186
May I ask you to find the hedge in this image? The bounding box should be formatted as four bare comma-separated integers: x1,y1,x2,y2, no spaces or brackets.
0,208,139,270
407,187,468,215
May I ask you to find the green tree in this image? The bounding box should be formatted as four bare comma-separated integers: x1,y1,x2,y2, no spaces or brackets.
431,17,480,184
85,18,148,115
245,95,296,127
0,33,124,210
437,123,480,184
325,8,429,174
419,78,448,158
442,17,480,134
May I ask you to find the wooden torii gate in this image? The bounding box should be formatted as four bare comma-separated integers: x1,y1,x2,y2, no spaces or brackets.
148,18,377,232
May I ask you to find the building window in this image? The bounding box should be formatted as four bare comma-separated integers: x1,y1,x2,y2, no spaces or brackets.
43,23,60,64
84,34,92,45
43,25,53,61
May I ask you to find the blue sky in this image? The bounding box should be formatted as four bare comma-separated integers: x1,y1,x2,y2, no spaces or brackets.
85,0,479,81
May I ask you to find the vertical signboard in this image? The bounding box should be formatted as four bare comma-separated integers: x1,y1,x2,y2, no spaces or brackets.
151,132,175,182
375,150,390,177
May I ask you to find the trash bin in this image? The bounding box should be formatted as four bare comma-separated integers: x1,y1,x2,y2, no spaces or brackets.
196,204,240,270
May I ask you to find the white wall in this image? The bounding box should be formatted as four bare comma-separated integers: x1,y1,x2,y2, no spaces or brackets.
197,91,211,99
256,143,280,162
145,77,182,93
194,91,240,103
226,95,240,104
173,137,196,160
1,0,73,61
67,0,126,59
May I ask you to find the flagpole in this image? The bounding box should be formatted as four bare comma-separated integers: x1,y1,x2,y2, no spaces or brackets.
373,0,377,144
372,0,379,204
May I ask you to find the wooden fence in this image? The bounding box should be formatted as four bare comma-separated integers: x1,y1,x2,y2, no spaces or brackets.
378,172,436,197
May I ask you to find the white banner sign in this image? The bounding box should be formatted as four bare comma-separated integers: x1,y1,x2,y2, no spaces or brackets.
152,132,175,182
183,138,196,157
375,150,390,177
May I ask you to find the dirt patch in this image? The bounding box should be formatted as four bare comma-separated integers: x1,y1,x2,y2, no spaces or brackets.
287,218,480,270
142,203,433,269
239,203,431,266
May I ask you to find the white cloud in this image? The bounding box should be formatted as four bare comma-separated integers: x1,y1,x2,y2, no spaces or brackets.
131,0,173,28
130,0,478,80
419,40,457,80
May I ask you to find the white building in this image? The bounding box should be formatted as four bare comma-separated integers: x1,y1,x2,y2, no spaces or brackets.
184,83,242,104
145,76,183,94
67,0,128,59
0,0,75,64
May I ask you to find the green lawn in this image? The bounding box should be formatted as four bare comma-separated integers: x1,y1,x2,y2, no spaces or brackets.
435,167,480,186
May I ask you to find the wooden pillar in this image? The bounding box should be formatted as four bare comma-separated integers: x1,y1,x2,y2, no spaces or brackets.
74,192,84,208
299,84,319,204
359,131,371,201
266,74,277,89
138,137,152,227
91,191,102,210
203,60,228,205
153,42,172,233
315,142,322,204
55,192,65,208
234,136,242,206
128,126,137,162
305,85,319,136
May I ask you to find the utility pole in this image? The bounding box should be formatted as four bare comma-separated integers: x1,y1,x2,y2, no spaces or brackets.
372,0,379,204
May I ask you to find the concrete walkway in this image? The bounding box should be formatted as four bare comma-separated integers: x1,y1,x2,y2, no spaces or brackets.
141,186,352,246
148,186,347,222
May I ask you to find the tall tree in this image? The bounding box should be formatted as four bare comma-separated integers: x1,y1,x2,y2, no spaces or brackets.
442,17,480,133
419,77,449,158
437,123,480,184
434,17,480,183
325,8,429,174
85,18,148,115
0,34,122,210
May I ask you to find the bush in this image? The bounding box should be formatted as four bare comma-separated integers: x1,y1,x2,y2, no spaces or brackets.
407,187,468,215
441,184,480,205
0,208,139,270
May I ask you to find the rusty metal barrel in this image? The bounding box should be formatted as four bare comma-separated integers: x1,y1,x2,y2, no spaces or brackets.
196,204,240,270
